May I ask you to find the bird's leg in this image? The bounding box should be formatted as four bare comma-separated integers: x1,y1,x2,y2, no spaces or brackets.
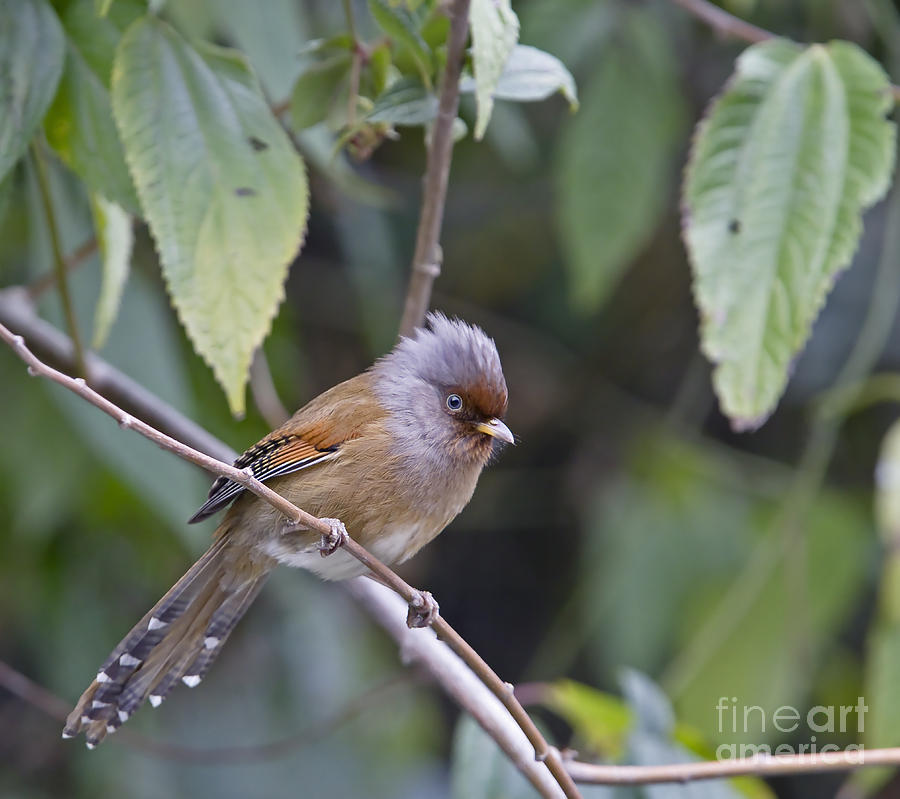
407,590,439,628
317,518,349,557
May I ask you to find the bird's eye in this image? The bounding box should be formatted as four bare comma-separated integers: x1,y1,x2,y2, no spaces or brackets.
446,393,463,411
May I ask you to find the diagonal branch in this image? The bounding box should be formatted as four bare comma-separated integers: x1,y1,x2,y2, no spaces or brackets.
0,312,576,799
669,0,900,100
398,0,471,338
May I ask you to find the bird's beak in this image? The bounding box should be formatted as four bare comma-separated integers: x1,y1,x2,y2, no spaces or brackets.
474,418,515,445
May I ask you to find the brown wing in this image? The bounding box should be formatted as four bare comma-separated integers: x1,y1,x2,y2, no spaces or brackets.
188,372,382,523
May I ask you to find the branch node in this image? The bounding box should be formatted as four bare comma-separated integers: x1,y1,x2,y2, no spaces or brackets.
73,377,86,388
119,414,135,430
26,365,38,377
318,518,349,557
406,590,439,628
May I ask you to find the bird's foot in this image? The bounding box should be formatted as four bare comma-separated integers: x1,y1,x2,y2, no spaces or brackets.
407,590,439,628
318,518,348,557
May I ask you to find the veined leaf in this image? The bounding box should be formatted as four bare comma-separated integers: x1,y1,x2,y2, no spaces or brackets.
469,0,519,140
112,18,308,414
44,0,141,213
0,0,65,183
556,11,685,311
683,39,896,430
90,194,133,348
461,44,577,110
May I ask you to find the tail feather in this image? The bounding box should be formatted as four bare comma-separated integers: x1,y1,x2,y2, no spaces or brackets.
64,538,270,748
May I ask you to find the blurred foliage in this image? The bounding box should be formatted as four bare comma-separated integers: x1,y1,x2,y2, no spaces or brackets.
3,1,900,798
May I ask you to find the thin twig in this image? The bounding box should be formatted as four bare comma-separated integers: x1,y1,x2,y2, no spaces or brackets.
249,347,290,427
30,143,88,377
565,750,900,785
0,289,234,465
669,0,900,100
397,0,471,337
26,236,99,299
0,317,577,799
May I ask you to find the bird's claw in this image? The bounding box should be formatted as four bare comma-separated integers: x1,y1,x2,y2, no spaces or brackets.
407,590,439,628
318,519,348,557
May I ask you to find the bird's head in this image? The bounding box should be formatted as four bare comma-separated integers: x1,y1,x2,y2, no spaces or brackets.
373,312,513,466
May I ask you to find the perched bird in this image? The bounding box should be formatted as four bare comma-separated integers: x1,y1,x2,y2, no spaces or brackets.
64,313,513,748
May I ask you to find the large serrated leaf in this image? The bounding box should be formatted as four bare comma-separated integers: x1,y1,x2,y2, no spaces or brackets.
683,39,896,430
44,0,141,213
556,11,685,311
0,0,65,183
469,0,519,140
111,18,309,415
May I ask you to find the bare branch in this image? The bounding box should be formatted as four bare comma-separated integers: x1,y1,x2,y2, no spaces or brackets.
669,0,771,43
0,289,235,465
669,0,900,100
0,311,577,799
398,0,471,337
565,748,900,784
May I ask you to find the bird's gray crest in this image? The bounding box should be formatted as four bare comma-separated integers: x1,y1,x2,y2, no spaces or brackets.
373,312,507,417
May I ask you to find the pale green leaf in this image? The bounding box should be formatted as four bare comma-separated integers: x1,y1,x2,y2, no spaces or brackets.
95,0,113,16
556,11,685,311
90,194,133,348
0,0,65,183
44,0,141,213
683,39,896,429
463,44,577,109
469,0,519,140
368,77,438,126
112,18,309,414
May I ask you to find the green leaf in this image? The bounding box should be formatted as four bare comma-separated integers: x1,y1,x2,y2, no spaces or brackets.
95,0,113,16
556,10,685,311
547,679,632,758
462,44,577,109
368,77,438,126
290,54,352,130
683,39,896,430
44,0,141,213
469,0,519,140
112,18,309,415
368,0,433,89
90,194,132,348
0,0,65,183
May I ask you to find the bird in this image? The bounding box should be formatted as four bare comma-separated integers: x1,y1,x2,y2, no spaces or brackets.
63,312,514,748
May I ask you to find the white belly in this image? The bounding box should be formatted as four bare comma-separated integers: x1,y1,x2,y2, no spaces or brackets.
261,521,432,581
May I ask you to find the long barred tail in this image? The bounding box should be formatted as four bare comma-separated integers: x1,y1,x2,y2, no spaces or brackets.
64,536,270,748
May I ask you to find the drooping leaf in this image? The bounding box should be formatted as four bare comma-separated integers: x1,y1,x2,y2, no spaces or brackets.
469,0,519,140
368,0,433,89
556,10,685,311
0,0,65,183
683,39,896,430
111,18,309,414
368,77,438,126
90,194,132,348
462,44,577,110
44,0,141,213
